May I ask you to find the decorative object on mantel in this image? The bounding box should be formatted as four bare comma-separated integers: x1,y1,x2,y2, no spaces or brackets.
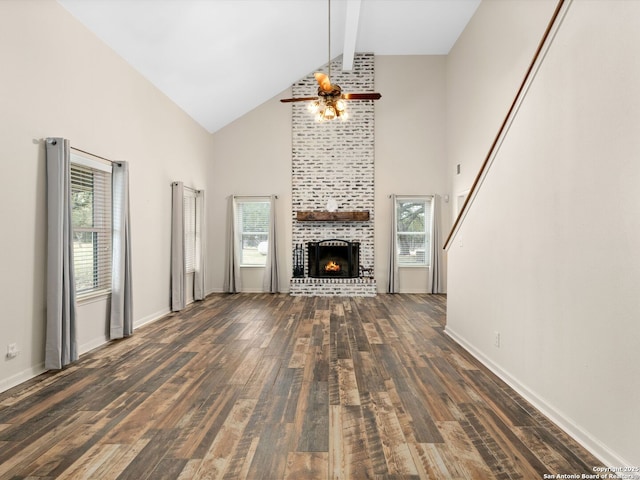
293,244,304,278
296,211,369,222
279,0,381,121
326,197,338,212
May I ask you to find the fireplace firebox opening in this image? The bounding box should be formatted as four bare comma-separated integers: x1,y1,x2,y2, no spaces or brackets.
307,239,360,278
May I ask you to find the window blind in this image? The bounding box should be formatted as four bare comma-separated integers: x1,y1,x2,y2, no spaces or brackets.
234,198,270,266
70,163,112,296
184,191,197,274
396,197,432,266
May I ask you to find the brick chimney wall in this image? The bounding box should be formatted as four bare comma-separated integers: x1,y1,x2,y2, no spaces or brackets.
290,53,376,295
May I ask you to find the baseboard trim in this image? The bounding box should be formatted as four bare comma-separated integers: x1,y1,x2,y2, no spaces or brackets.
134,307,171,330
78,307,171,356
0,307,172,395
444,326,632,469
0,364,46,394
79,336,110,356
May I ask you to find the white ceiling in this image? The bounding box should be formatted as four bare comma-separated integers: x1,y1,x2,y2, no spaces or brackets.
58,0,481,133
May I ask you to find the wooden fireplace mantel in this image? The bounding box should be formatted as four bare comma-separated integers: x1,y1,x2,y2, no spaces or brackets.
296,211,370,222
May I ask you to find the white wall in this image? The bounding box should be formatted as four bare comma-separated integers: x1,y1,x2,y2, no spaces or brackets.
446,0,640,466
0,0,213,391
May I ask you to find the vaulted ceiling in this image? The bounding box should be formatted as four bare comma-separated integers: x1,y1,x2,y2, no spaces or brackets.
58,0,480,133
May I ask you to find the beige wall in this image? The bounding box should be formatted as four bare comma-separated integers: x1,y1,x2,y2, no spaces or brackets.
0,0,213,390
446,0,557,215
445,0,640,466
375,55,448,293
209,92,293,292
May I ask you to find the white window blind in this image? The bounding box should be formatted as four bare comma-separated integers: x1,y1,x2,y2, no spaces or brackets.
396,197,432,266
234,198,270,266
70,161,112,297
184,190,197,274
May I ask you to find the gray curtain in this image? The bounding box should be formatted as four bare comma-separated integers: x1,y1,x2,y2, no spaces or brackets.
171,182,185,311
223,196,241,293
110,162,133,339
45,137,78,369
194,189,206,301
387,194,399,293
262,194,279,293
430,195,443,294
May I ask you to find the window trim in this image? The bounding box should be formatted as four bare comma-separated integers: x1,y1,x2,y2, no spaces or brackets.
183,189,197,275
234,197,271,268
70,152,113,301
70,152,112,174
395,196,432,268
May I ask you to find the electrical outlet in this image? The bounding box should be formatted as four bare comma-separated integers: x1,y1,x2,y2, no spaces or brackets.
494,332,501,348
6,343,18,359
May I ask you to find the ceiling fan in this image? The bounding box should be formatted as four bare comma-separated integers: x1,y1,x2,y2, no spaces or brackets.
280,0,381,121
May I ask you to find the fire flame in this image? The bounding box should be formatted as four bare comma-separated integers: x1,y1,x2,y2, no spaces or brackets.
324,261,341,272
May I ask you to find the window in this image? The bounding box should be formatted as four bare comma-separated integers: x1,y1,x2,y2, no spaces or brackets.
183,190,197,274
235,198,270,266
395,197,432,266
70,154,112,298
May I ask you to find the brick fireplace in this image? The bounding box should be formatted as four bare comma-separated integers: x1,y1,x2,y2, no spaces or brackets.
289,53,377,296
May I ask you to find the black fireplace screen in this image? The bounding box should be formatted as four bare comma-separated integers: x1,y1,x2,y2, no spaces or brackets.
307,239,360,278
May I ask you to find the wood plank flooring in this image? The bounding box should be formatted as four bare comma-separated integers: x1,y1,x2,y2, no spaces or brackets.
0,294,604,479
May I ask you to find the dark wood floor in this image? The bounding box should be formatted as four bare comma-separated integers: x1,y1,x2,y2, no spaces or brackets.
0,293,603,479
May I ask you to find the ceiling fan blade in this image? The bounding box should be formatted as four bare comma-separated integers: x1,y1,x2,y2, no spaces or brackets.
314,72,333,92
280,96,319,103
342,92,382,100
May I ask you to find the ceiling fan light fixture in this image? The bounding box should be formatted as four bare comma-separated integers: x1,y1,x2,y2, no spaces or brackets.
313,96,346,122
323,104,337,120
279,0,380,117
309,101,320,114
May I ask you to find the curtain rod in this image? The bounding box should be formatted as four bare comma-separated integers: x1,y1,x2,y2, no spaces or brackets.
232,194,278,199
70,146,122,166
388,194,434,198
171,182,201,194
